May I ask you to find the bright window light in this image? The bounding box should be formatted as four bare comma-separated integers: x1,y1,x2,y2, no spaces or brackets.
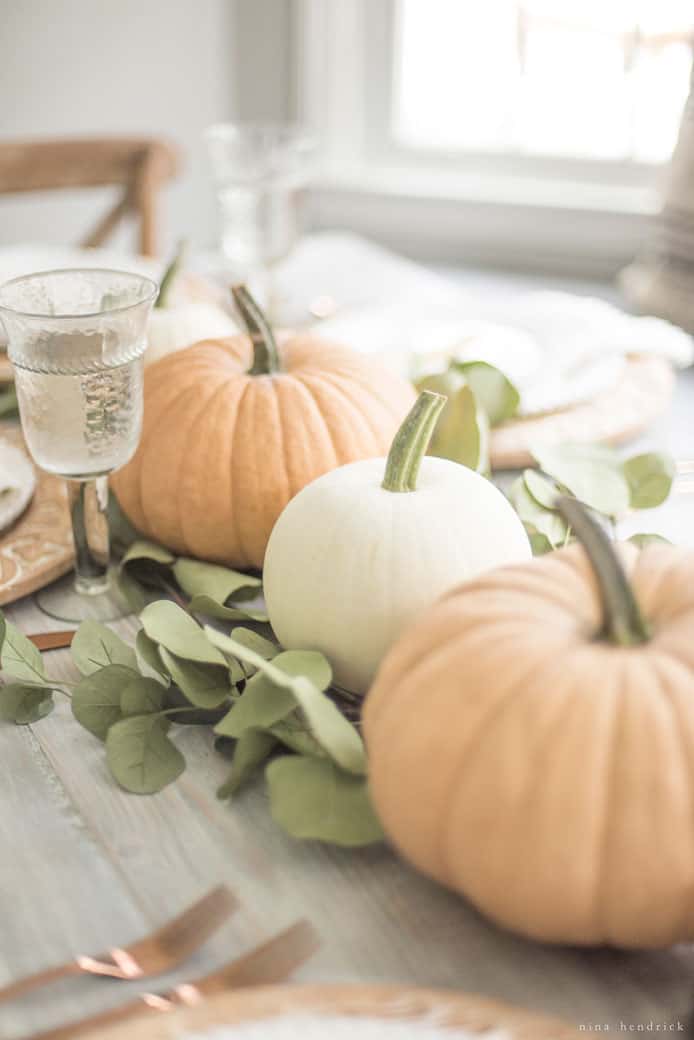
393,0,693,162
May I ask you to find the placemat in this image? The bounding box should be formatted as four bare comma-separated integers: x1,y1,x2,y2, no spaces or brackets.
0,424,73,605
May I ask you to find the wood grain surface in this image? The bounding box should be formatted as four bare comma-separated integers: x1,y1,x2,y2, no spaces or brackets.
0,425,73,606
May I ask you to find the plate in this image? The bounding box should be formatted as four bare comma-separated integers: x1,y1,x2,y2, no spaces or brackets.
92,983,581,1039
0,424,73,606
489,355,674,470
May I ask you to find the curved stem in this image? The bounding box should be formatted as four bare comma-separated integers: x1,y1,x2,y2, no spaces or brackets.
155,240,187,308
231,284,280,375
555,496,650,647
382,390,446,493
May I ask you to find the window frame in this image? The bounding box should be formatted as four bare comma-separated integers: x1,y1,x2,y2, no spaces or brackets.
294,0,677,277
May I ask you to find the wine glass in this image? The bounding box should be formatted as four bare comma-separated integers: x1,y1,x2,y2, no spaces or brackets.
0,268,157,622
204,122,317,318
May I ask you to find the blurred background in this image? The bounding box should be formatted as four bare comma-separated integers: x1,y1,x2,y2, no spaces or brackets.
2,0,692,280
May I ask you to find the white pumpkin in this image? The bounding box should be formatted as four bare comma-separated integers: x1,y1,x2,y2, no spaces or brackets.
264,390,531,694
146,302,237,366
145,243,237,366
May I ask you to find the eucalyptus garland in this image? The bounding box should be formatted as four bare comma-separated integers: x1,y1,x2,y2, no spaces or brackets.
0,355,677,849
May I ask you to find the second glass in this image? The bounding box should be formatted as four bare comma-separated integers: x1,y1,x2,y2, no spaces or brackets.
0,268,157,621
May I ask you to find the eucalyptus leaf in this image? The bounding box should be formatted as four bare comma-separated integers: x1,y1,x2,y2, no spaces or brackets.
115,569,152,613
623,452,675,510
72,664,138,740
0,384,19,419
270,713,326,758
106,714,185,794
173,557,261,604
266,756,385,847
419,373,489,472
628,532,672,548
188,594,268,623
531,442,630,516
121,540,176,567
528,530,554,555
1,621,46,683
0,612,5,656
217,730,277,799
523,469,560,510
451,360,520,426
205,629,363,773
509,476,568,548
135,630,170,686
228,627,278,675
71,621,137,676
121,675,166,716
158,646,232,709
214,650,330,738
107,496,141,557
0,683,54,724
140,601,226,666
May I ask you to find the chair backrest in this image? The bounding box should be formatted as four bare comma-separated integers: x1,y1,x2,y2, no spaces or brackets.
0,138,180,257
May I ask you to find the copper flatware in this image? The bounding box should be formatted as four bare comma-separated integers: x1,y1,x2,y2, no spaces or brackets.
0,885,237,1004
27,919,319,1040
27,630,75,652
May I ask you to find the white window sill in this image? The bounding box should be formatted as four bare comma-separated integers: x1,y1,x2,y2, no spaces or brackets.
307,162,660,279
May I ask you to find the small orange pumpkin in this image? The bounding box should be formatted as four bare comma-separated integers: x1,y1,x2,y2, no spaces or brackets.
112,287,415,568
364,498,694,948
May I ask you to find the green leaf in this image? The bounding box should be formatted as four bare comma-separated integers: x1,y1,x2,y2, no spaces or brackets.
206,629,364,773
140,601,226,666
214,650,329,738
623,452,675,510
1,621,45,683
270,714,325,758
72,664,137,740
528,530,554,555
628,532,672,548
266,756,384,847
107,496,141,557
135,630,170,686
509,477,568,548
0,612,6,656
173,557,261,604
451,360,520,426
523,469,560,510
71,621,137,676
106,714,185,794
121,675,166,716
419,373,489,472
0,384,18,419
227,627,278,676
158,646,231,709
217,730,277,799
121,540,176,567
115,569,152,613
531,443,630,517
0,683,54,724
188,594,268,623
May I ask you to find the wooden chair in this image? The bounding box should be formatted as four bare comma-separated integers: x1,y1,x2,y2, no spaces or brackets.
0,137,180,257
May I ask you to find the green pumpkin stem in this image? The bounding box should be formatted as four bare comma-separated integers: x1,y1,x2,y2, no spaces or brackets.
231,284,280,375
155,239,187,308
382,390,446,493
555,496,650,647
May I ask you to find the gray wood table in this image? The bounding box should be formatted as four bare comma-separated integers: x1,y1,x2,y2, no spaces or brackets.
2,268,694,1039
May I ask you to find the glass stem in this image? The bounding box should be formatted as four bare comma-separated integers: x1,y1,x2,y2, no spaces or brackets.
68,477,110,595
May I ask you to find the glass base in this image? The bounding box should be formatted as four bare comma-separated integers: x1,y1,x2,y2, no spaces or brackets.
36,568,132,623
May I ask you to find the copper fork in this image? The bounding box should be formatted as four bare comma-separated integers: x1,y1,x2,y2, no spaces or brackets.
0,884,237,1004
27,919,319,1040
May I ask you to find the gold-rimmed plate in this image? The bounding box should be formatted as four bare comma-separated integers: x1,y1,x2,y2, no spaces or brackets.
91,983,581,1039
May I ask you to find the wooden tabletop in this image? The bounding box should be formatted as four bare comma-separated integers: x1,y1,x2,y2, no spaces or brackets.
2,268,694,1038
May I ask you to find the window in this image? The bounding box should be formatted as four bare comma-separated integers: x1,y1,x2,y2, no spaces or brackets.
393,0,692,164
295,0,694,276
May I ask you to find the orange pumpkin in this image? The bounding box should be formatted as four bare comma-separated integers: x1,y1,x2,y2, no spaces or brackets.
112,287,415,568
364,498,694,948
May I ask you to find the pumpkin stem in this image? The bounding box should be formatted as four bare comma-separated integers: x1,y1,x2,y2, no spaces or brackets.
155,239,187,308
231,284,280,375
382,390,446,493
555,496,650,647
